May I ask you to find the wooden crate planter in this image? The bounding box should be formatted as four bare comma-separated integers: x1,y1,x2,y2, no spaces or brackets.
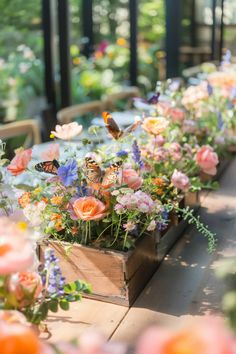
154,191,200,262
39,234,158,307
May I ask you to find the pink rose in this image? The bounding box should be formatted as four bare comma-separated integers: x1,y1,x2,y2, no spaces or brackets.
196,145,219,176
169,143,182,161
41,143,60,161
122,169,143,190
171,170,190,191
169,107,185,123
136,317,236,354
7,149,32,176
8,272,43,308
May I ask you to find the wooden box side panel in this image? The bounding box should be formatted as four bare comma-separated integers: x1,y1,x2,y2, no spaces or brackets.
40,242,126,297
124,235,157,281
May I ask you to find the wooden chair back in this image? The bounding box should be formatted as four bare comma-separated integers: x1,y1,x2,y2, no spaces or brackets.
0,119,41,148
103,86,141,111
57,101,105,124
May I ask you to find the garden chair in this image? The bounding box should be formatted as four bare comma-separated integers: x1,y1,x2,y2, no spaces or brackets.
0,119,41,148
57,100,105,125
103,86,141,111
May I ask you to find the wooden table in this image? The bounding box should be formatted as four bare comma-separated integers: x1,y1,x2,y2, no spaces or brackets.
41,158,236,343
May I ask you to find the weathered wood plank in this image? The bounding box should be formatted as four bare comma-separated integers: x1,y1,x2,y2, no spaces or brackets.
42,298,128,342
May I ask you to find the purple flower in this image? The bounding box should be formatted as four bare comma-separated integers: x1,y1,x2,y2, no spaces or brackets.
217,111,224,130
41,248,65,297
58,159,78,187
132,140,144,168
207,83,213,96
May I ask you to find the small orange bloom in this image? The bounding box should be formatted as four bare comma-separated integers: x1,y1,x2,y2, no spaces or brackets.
94,51,103,60
152,178,166,187
50,213,62,222
116,37,127,46
55,220,63,231
51,196,63,205
18,192,31,208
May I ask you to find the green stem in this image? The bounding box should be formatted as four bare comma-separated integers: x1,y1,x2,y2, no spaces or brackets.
123,230,129,250
110,214,122,247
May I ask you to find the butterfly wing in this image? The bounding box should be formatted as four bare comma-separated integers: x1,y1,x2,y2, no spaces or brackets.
102,161,122,187
148,92,160,104
123,119,142,137
84,157,102,183
102,112,123,140
35,160,60,175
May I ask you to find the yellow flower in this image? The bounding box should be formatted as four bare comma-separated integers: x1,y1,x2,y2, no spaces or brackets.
116,37,127,46
16,221,28,232
33,187,42,195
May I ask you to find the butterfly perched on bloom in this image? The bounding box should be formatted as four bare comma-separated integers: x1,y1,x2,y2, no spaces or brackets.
102,112,141,140
85,157,122,188
147,92,160,104
35,160,60,175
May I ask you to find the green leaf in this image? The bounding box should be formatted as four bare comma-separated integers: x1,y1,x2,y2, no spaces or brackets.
59,299,70,311
48,299,58,313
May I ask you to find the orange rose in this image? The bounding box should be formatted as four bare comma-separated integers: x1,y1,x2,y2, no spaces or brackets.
0,320,41,354
142,117,169,135
73,197,108,221
8,272,43,308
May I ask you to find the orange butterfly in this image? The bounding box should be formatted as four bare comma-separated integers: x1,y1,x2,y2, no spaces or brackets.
85,157,122,188
102,112,141,140
35,160,60,175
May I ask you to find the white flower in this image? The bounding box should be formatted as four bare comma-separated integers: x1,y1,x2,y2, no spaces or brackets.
51,122,83,140
147,220,156,232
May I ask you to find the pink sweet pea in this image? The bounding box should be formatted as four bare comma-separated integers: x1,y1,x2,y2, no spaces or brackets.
171,170,190,191
122,169,143,190
41,143,60,161
196,145,219,176
7,149,32,176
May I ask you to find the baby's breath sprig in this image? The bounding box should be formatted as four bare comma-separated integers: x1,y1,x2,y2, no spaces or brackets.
176,206,217,253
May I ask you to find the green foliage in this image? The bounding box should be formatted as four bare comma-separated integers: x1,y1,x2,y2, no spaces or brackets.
177,206,217,253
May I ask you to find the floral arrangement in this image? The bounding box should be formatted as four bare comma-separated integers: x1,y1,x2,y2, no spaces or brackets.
0,312,235,354
0,216,91,326
2,110,217,253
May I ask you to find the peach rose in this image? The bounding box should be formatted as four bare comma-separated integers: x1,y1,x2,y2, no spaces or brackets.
41,143,60,161
51,122,83,140
8,272,43,307
171,170,190,191
7,149,32,176
196,145,219,176
136,317,236,354
73,197,108,221
122,169,143,190
142,117,169,135
0,319,41,354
